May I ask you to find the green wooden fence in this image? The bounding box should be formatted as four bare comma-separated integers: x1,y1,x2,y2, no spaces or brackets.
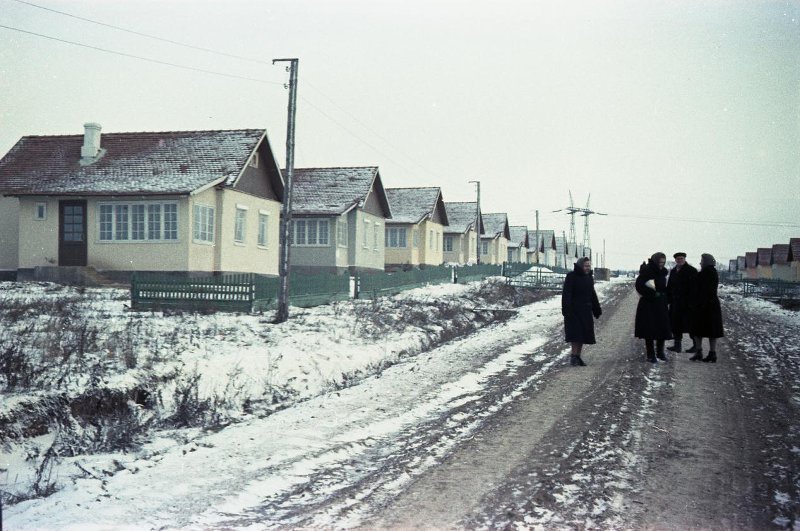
130,262,548,312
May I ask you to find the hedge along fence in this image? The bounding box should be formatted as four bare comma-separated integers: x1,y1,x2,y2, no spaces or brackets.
131,263,516,313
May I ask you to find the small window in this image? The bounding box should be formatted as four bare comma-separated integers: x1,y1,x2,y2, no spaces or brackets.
258,212,269,247
234,208,247,243
34,203,47,220
337,218,348,247
363,219,369,248
413,229,419,248
444,235,453,252
193,204,215,243
249,152,259,168
482,241,489,255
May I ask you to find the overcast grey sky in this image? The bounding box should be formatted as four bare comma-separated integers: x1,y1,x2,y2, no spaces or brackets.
1,0,798,268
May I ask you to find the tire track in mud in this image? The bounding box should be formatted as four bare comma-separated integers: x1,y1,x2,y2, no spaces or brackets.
201,284,630,529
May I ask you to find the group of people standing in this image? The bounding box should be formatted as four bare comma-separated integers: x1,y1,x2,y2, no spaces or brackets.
560,252,724,366
635,252,724,363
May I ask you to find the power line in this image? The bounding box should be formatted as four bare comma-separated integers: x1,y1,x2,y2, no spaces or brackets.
8,0,443,180
0,24,285,85
10,0,270,65
605,212,799,229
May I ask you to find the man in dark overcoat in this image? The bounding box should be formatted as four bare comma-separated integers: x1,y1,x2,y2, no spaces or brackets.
562,257,602,366
667,252,698,353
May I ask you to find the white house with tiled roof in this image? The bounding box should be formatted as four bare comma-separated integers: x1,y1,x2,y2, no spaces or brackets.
507,225,529,263
288,167,391,274
0,124,285,281
384,187,448,270
480,213,510,265
443,201,482,265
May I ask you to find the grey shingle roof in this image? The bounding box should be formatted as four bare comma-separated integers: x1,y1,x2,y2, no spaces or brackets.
385,187,447,225
482,213,510,239
444,202,482,234
745,252,757,268
508,226,529,248
289,167,391,217
772,244,791,265
528,229,556,251
791,238,800,262
0,129,268,195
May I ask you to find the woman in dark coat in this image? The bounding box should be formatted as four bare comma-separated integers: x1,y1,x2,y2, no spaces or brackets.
562,257,602,366
635,252,673,363
691,253,724,363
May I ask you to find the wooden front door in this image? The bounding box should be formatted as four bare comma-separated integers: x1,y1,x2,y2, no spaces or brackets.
59,200,88,266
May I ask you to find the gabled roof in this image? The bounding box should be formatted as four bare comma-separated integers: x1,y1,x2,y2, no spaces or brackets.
554,235,566,254
385,187,448,225
791,238,800,262
0,129,282,196
737,256,746,269
508,225,529,248
728,259,738,271
745,252,758,268
482,213,511,240
528,229,556,251
757,247,773,266
289,167,391,217
772,244,791,265
444,201,483,234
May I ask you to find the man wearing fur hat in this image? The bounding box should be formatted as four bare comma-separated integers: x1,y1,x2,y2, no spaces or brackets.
667,252,698,354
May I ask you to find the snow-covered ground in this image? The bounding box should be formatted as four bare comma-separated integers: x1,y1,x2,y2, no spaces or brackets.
1,278,621,529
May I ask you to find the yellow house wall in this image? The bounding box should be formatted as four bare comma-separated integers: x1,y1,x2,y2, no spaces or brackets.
757,265,773,279
773,265,794,282
385,225,420,267
0,196,19,270
90,197,190,271
419,220,444,266
216,189,281,275
17,198,58,268
187,189,218,272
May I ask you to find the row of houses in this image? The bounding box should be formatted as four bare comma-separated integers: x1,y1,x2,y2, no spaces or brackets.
0,124,587,282
727,238,800,282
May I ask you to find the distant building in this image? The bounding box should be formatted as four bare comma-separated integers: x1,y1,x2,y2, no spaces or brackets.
443,201,482,265
384,187,448,270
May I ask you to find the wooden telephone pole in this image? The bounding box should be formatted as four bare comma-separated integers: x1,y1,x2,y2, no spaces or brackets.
273,58,298,323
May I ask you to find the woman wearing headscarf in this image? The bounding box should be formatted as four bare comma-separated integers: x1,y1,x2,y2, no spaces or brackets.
562,257,602,366
635,252,673,363
690,253,724,362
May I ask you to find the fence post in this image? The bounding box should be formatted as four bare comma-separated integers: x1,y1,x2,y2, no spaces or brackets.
350,274,359,299
452,266,458,284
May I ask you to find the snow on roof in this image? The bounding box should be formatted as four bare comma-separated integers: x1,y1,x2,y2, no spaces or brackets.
482,213,510,239
385,187,445,225
444,201,481,234
289,167,386,216
0,129,266,196
508,226,529,248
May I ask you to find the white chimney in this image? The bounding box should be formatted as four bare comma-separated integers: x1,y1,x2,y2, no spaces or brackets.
81,122,102,160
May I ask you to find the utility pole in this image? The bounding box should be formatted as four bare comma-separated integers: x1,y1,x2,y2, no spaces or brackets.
469,180,480,264
603,238,606,269
273,58,298,323
534,209,540,266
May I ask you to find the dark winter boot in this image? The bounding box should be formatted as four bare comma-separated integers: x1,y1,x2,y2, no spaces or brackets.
685,342,700,354
689,349,704,361
570,355,578,366
667,337,682,353
656,340,667,361
702,351,717,363
645,340,657,363
575,355,586,367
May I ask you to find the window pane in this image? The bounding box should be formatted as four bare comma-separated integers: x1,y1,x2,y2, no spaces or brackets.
258,214,268,246
318,220,328,245
163,204,177,240
148,205,162,240
99,205,113,240
307,219,317,245
131,205,146,240
115,205,129,240
234,209,246,242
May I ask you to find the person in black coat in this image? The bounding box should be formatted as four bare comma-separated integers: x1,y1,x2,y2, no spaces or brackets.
562,257,602,366
691,253,724,363
635,252,673,363
667,252,698,353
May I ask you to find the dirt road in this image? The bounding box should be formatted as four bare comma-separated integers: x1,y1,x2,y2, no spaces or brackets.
368,286,798,529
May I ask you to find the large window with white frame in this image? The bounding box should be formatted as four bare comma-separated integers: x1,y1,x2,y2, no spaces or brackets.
386,227,407,248
193,204,215,243
234,206,247,243
291,218,329,246
98,201,178,242
257,211,269,247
